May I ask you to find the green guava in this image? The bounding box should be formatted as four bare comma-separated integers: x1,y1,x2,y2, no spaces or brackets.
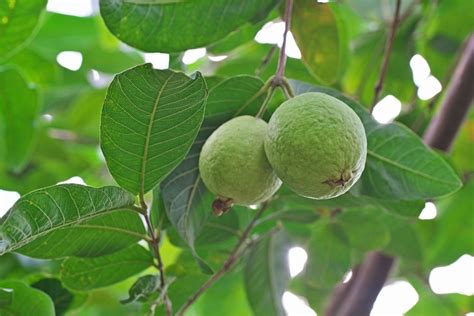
264,92,367,199
199,115,282,206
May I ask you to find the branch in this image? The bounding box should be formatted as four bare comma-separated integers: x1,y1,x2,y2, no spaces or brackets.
176,202,269,316
273,0,293,86
423,33,474,151
323,267,360,316
140,193,172,316
330,33,474,316
370,0,402,110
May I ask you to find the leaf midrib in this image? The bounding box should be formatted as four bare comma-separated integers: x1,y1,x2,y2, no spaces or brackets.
367,150,458,186
0,207,136,255
140,73,175,196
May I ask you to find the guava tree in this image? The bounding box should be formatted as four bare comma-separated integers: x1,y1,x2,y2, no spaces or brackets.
0,0,473,315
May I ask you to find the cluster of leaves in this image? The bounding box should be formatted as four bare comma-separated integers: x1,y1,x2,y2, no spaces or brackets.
0,0,472,315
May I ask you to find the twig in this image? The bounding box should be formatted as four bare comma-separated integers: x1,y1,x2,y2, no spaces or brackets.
272,0,293,87
370,0,402,111
255,0,294,118
331,33,474,316
140,193,172,316
176,203,269,316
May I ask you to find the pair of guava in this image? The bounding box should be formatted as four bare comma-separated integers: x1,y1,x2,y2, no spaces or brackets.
198,92,367,210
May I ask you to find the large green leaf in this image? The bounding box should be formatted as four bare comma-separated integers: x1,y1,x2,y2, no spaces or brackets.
16,211,146,259
7,48,60,88
275,185,424,218
244,230,291,316
0,288,12,307
193,272,253,316
0,281,54,316
290,80,462,200
418,0,474,78
335,207,390,251
407,279,473,316
99,0,278,53
304,220,351,288
0,184,136,256
0,68,40,172
379,212,422,261
60,245,153,291
291,1,348,84
101,64,207,195
418,180,474,270
0,0,46,60
160,76,265,271
31,278,74,316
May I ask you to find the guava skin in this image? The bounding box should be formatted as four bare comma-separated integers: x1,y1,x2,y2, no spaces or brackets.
199,115,282,206
264,92,367,199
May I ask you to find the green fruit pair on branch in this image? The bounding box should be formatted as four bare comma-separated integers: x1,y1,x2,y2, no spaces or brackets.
199,92,367,214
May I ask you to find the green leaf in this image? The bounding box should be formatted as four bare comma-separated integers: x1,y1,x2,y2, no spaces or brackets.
100,64,207,195
207,17,271,55
0,184,136,256
160,75,266,272
290,80,462,200
215,43,317,85
31,278,74,316
17,211,146,259
0,0,46,60
418,0,474,78
244,230,291,316
407,279,473,316
193,272,253,316
304,220,351,288
99,0,278,53
276,185,424,218
0,288,12,307
418,180,474,270
336,207,390,251
121,274,160,304
0,68,40,172
379,212,422,261
0,281,54,316
150,187,170,230
60,244,153,291
164,252,208,309
7,48,61,88
291,1,348,84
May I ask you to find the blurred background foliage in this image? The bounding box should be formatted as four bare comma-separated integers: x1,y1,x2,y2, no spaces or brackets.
0,0,472,315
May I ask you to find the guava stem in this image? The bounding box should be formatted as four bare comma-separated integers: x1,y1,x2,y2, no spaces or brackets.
370,0,402,111
274,0,293,85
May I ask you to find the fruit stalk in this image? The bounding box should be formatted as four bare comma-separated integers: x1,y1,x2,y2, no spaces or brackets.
329,33,474,316
273,0,293,86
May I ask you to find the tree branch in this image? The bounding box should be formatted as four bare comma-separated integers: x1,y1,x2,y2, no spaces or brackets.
330,33,474,316
323,267,360,316
423,34,474,151
176,202,269,316
370,0,402,110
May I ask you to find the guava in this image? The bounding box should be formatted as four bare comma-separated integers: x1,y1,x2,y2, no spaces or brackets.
199,115,282,208
264,92,367,199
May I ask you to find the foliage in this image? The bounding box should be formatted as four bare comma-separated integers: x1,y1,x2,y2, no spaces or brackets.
0,0,471,315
